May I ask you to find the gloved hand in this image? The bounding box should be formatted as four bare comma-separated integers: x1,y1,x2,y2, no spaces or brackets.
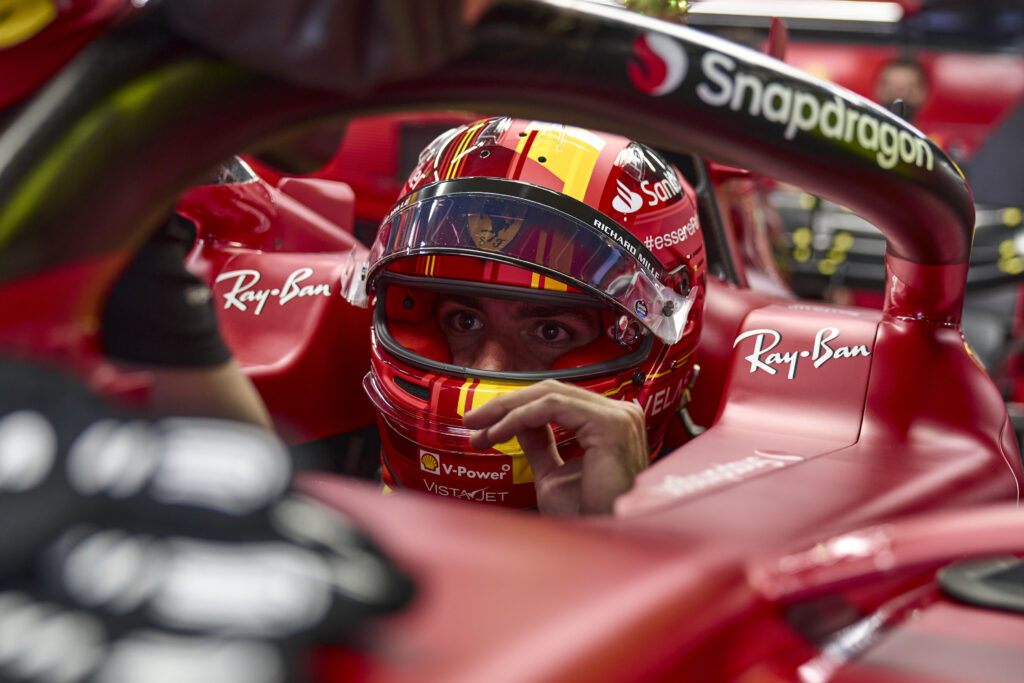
0,361,413,682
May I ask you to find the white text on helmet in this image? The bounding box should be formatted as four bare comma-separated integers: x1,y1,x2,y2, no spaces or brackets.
423,479,509,502
631,377,686,418
644,216,699,252
640,174,682,207
592,218,656,273
441,462,510,481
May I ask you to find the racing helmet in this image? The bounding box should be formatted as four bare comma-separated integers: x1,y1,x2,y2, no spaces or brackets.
350,117,706,509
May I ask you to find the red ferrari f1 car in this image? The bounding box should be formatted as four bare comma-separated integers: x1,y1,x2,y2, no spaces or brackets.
2,1,1023,681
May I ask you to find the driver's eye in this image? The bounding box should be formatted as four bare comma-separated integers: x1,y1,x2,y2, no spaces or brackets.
450,311,482,333
535,322,571,343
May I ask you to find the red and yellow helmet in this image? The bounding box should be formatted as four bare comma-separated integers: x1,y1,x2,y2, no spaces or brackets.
350,117,705,508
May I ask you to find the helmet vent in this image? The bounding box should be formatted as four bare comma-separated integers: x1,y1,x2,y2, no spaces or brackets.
394,376,430,400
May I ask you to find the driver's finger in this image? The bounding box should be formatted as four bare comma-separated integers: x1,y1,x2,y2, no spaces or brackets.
515,423,565,483
462,380,604,430
463,381,611,437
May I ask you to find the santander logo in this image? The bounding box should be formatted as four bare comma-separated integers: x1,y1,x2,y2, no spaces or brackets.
628,32,688,96
611,179,643,214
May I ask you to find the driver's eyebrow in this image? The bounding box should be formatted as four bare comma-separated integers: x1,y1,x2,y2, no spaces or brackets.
513,304,596,323
439,295,597,325
439,294,484,311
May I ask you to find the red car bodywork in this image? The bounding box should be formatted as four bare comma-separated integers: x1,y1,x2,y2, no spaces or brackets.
768,28,1024,438
182,121,1023,679
179,175,375,443
2,1,1024,681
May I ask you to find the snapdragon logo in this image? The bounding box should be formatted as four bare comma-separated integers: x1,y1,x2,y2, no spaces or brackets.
694,52,933,171
628,32,688,97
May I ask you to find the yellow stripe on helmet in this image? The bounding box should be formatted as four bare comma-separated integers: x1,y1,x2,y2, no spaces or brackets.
456,378,535,482
522,122,607,201
445,120,488,180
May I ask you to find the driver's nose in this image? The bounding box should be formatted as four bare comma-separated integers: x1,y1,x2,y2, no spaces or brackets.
470,335,520,372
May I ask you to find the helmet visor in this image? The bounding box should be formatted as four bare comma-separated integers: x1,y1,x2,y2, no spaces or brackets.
354,178,695,345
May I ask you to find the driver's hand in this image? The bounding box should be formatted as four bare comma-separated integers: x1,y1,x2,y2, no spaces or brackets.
463,380,648,515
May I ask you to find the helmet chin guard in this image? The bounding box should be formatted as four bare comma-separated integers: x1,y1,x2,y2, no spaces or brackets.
354,117,706,509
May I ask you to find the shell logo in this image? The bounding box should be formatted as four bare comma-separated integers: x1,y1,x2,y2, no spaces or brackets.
420,450,440,474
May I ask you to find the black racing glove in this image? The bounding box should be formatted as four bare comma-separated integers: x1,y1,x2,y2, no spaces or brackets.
0,360,413,682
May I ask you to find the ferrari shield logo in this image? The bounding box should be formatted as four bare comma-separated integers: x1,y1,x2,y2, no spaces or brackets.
468,213,522,252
